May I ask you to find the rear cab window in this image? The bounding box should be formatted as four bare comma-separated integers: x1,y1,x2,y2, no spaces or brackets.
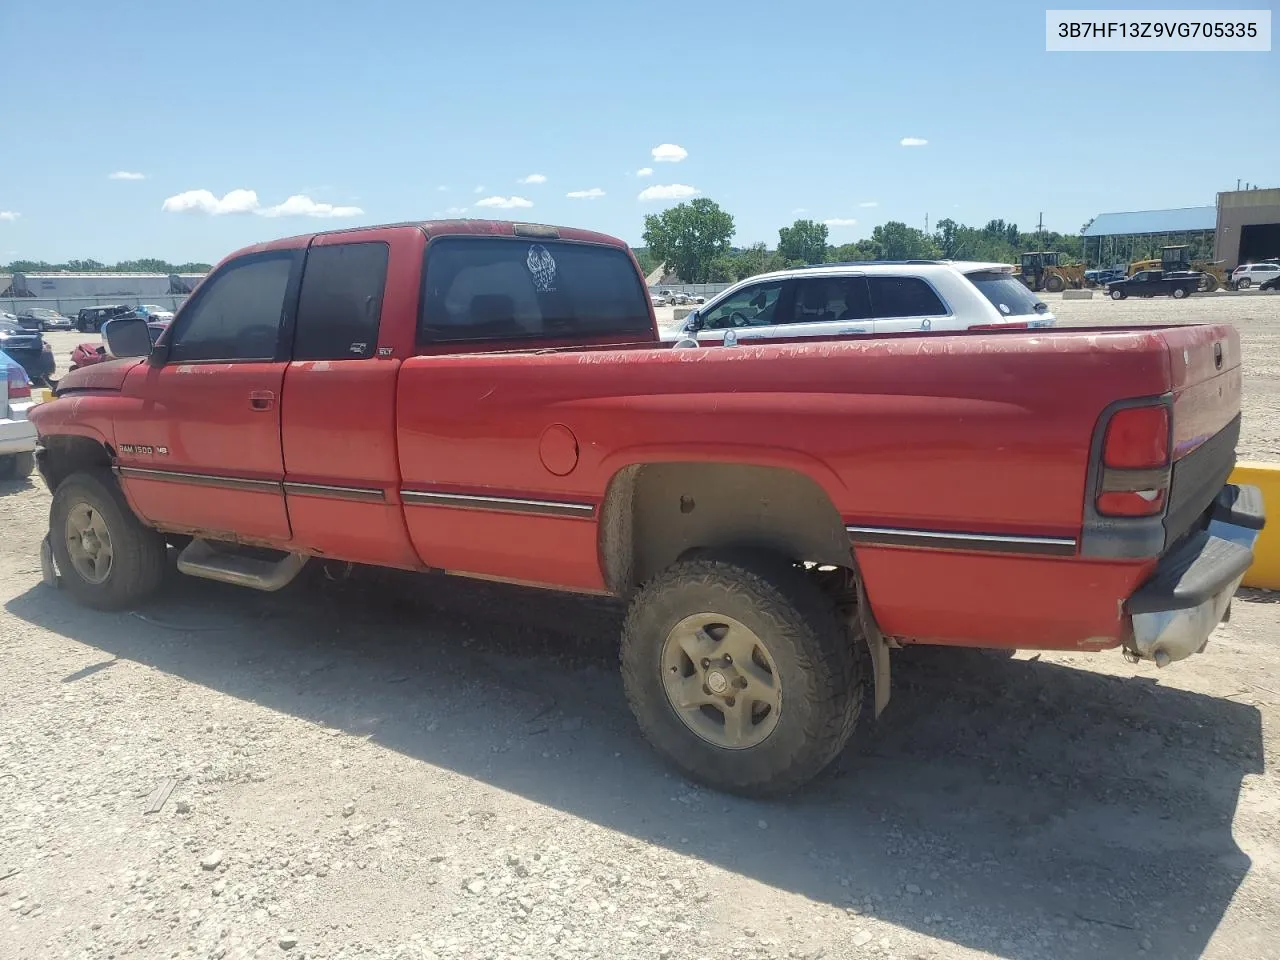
293,242,389,360
966,271,1049,318
420,237,651,343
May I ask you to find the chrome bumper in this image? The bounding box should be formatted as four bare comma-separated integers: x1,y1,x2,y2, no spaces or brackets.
1127,484,1264,667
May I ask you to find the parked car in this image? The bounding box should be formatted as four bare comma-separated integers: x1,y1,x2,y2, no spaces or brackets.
67,320,169,371
665,261,1055,344
1260,273,1280,292
18,307,74,331
649,292,668,307
0,318,55,386
1104,270,1201,300
1085,266,1126,287
134,303,176,323
76,304,135,333
31,218,1261,795
1231,262,1280,289
0,349,37,480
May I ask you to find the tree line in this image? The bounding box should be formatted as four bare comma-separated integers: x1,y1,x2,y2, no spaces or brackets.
3,258,213,274
638,199,1100,284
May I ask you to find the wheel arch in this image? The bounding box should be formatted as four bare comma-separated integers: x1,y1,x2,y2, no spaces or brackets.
597,458,855,597
36,432,114,495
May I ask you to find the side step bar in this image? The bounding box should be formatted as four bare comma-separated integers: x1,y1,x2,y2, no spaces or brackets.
176,538,308,592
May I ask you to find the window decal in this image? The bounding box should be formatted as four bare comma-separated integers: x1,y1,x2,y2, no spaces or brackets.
526,244,557,293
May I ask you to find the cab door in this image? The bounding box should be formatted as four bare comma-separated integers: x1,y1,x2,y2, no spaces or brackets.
115,248,302,544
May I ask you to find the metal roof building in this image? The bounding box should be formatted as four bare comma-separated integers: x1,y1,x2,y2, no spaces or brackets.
1082,206,1217,267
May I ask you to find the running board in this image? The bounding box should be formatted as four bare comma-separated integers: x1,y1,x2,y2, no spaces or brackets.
176,538,308,592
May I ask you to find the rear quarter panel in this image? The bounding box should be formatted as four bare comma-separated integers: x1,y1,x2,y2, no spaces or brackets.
396,329,1176,629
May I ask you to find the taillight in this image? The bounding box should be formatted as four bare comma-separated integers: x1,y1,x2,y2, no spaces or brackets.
1103,406,1169,468
1095,404,1171,518
7,375,30,400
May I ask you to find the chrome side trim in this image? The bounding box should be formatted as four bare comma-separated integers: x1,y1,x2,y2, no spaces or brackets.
117,466,280,494
846,524,1077,557
283,481,386,503
400,489,596,519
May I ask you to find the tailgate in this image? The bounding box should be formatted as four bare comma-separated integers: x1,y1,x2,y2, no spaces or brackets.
1160,323,1242,546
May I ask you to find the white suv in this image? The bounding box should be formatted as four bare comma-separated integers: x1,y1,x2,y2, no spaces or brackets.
1231,262,1280,289
1,350,37,481
663,261,1056,343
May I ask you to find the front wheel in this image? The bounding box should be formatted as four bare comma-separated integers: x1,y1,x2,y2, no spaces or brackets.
621,553,864,796
0,452,34,481
1110,288,1126,300
49,470,167,610
1172,286,1188,299
1044,273,1066,293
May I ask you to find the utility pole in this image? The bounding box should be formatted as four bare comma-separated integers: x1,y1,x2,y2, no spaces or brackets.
924,212,929,233
1037,212,1044,250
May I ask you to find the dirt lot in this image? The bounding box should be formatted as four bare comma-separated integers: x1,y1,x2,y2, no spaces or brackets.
3,292,1280,960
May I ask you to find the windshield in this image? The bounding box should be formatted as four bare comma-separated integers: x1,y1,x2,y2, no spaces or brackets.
140,304,167,312
28,308,62,319
966,272,1047,317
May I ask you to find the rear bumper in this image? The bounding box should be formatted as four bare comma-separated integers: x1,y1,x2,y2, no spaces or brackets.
0,417,38,456
1125,483,1265,666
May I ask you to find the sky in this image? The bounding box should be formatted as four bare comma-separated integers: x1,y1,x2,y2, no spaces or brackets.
2,0,1275,264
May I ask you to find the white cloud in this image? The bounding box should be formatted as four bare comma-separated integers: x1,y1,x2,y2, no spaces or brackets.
444,206,468,216
161,188,260,215
824,218,859,227
474,185,486,194
0,211,20,222
635,167,654,177
899,137,928,147
437,185,449,192
566,188,605,200
108,171,147,181
858,201,879,208
161,189,361,218
638,184,698,202
650,143,688,163
258,195,364,218
518,173,547,185
474,195,534,209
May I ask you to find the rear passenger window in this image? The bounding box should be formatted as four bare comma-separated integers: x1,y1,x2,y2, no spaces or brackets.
867,277,947,318
294,242,389,360
420,237,651,342
168,253,295,362
785,277,871,324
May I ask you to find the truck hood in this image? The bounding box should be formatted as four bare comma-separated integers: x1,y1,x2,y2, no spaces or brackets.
56,357,144,393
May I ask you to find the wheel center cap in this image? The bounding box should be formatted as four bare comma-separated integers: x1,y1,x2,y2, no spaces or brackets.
706,671,729,695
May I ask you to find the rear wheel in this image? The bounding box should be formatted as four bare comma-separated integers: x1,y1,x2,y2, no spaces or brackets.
49,470,167,610
1044,273,1066,293
1237,278,1252,289
0,452,34,481
621,553,864,796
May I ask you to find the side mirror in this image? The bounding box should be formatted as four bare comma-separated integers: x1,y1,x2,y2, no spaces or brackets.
684,310,703,332
102,317,154,360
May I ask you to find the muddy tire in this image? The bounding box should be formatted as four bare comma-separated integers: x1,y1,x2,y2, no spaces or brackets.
50,469,167,611
0,451,34,481
621,553,864,796
1044,273,1066,293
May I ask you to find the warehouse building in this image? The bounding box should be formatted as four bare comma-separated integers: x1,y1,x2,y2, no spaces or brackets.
1215,187,1280,267
1081,206,1216,268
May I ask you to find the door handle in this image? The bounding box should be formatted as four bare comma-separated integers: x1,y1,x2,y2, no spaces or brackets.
249,390,275,411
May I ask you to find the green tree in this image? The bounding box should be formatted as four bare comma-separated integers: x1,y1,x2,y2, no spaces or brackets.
641,198,735,283
866,221,940,260
776,219,828,266
631,247,660,277
827,240,878,262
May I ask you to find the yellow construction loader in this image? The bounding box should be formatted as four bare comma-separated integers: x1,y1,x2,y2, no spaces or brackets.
1016,252,1086,293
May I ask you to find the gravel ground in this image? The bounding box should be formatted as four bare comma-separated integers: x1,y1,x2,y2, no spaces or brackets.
2,291,1279,960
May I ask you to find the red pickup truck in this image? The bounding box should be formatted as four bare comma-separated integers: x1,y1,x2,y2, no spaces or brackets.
29,220,1264,795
